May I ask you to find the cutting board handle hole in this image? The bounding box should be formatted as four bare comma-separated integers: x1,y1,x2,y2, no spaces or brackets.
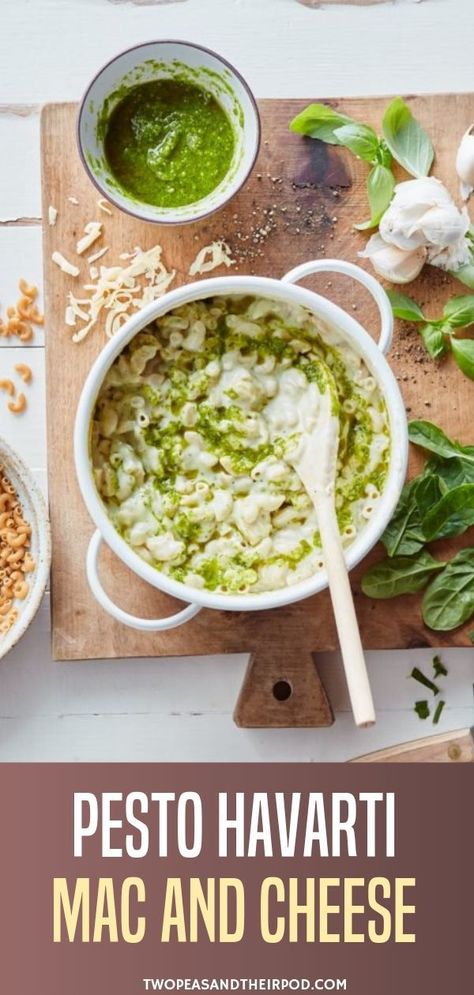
272,679,293,702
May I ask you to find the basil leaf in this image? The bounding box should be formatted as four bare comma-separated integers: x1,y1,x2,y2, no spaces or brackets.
378,141,393,169
408,420,474,463
443,294,474,328
451,337,474,380
333,123,380,162
289,103,355,143
422,483,474,541
355,164,395,231
422,550,474,631
451,262,474,290
382,96,434,178
419,323,447,359
387,290,425,322
361,551,445,599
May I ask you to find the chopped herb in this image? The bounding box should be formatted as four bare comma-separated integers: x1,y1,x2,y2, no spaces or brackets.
432,700,446,725
414,700,430,720
410,666,440,696
432,654,448,679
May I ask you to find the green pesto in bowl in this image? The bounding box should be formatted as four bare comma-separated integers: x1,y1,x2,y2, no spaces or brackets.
104,78,236,209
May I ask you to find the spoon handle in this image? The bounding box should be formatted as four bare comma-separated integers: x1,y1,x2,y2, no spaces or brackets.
317,495,375,728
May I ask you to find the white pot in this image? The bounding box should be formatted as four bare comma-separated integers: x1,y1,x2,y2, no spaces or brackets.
74,259,408,631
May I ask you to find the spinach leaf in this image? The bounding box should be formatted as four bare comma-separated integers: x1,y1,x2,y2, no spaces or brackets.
355,164,395,230
333,123,380,162
382,97,434,178
443,294,474,328
387,290,425,323
426,454,474,489
420,323,447,359
422,550,474,630
408,420,474,463
381,475,439,556
289,104,355,143
422,483,474,541
361,550,445,599
451,337,474,380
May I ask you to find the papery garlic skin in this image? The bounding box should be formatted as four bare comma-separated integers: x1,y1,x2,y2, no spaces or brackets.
456,125,474,201
359,233,427,284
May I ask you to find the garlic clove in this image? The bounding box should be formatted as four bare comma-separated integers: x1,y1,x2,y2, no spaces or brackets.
391,176,453,210
359,234,427,284
419,204,470,247
379,208,427,250
456,124,474,201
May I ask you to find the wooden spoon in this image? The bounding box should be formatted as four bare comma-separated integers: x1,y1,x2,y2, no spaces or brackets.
290,364,375,728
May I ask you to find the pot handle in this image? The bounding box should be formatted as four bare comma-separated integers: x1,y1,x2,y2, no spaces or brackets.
86,530,202,632
282,259,393,355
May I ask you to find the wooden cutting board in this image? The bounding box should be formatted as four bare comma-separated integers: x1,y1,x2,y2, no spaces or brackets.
42,95,474,728
352,728,474,763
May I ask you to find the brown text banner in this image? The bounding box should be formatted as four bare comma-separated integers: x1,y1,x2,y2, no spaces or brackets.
0,764,472,994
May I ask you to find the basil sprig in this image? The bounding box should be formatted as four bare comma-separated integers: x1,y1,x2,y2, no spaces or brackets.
289,97,433,230
388,290,474,378
361,420,474,632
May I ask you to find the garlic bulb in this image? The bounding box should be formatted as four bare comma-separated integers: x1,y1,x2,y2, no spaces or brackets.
379,177,469,254
359,234,426,284
456,125,474,200
373,176,471,275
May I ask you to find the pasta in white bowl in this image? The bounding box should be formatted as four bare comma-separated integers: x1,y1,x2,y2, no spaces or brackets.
75,260,408,631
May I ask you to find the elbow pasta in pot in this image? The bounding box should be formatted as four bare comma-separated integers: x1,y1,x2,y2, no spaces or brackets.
91,295,390,595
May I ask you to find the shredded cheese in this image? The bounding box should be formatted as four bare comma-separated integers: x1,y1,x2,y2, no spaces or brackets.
48,206,58,227
87,246,109,265
97,198,113,216
76,222,103,256
188,240,235,276
66,244,175,343
52,251,80,277
68,196,80,206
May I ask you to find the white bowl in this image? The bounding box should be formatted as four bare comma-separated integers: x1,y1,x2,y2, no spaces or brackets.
75,259,408,633
0,440,51,660
77,40,261,225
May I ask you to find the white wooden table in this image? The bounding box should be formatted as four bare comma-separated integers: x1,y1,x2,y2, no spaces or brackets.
0,0,473,761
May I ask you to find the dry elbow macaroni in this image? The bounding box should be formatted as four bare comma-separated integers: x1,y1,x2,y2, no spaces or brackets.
92,296,390,595
0,469,35,636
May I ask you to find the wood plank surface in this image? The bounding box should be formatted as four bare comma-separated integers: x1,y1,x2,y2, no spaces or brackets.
42,94,474,690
